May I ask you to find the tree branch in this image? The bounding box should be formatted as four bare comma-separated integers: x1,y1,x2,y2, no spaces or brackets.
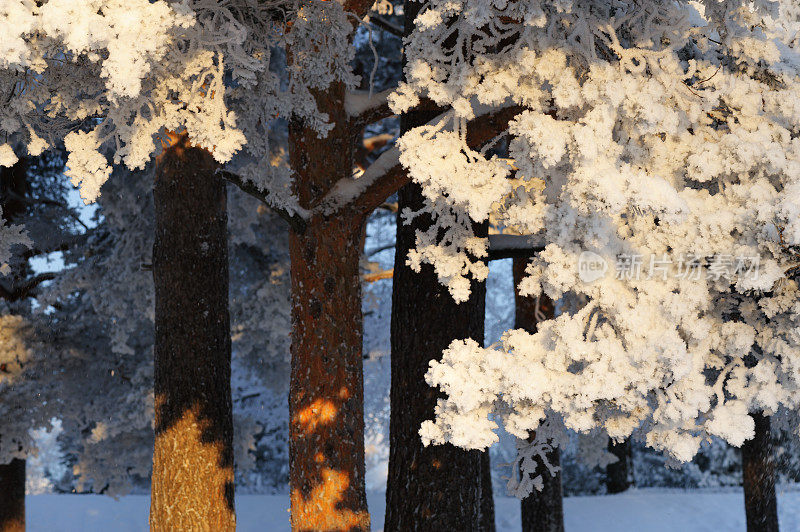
362,269,393,282
487,234,545,261
345,88,396,128
0,272,56,302
22,232,92,259
218,170,308,234
344,0,378,19
368,15,403,38
327,103,526,217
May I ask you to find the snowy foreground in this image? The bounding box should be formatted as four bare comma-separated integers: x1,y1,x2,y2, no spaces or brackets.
27,488,800,531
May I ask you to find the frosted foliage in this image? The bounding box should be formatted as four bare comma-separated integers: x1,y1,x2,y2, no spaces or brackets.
404,0,800,496
0,207,30,275
0,0,357,208
0,315,44,463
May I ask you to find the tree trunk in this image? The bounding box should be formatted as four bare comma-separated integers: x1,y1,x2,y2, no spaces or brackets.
606,438,632,494
383,1,493,528
479,450,496,532
384,178,489,531
288,218,369,531
150,133,235,531
0,159,29,532
287,80,370,531
742,413,779,532
0,459,24,532
514,258,564,532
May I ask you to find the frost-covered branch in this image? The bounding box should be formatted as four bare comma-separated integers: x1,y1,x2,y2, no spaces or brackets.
346,88,396,127
322,103,526,217
219,170,308,234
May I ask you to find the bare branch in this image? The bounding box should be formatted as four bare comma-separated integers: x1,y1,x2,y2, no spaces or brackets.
368,15,403,38
344,0,378,19
0,272,56,302
218,170,308,234
365,242,395,257
362,269,393,282
487,234,545,261
22,232,92,259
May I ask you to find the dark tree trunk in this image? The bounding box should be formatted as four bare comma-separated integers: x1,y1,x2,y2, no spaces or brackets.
606,438,633,494
384,1,493,528
287,81,370,531
0,159,29,532
514,258,564,532
742,413,779,532
384,178,490,532
0,459,24,532
385,35,495,526
479,451,496,532
150,133,235,530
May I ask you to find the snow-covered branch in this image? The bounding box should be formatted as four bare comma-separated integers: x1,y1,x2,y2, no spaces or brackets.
321,103,525,218
345,88,396,128
219,170,308,234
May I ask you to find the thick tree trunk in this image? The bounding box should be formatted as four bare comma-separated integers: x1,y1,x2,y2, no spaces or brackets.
384,1,493,528
513,258,564,532
0,160,29,532
742,413,779,532
287,81,370,531
150,133,235,531
384,178,489,531
0,459,24,532
606,438,632,494
479,450,496,531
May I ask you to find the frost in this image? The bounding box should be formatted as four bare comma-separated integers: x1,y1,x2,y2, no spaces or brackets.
0,144,18,167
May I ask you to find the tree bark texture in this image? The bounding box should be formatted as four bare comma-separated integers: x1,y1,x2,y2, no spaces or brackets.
606,438,633,494
151,133,235,531
0,459,24,532
0,159,29,532
479,450,496,532
513,258,564,532
742,413,779,532
384,2,494,527
384,177,490,532
288,81,370,531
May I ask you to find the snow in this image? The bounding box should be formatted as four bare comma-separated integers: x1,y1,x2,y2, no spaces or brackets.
25,488,800,531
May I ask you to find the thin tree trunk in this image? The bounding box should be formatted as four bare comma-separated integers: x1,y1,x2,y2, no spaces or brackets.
150,133,235,531
0,159,29,532
0,459,24,532
742,413,779,532
606,438,632,494
514,258,564,532
287,81,370,531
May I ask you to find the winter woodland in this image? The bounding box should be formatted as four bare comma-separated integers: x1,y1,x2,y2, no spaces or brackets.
1,0,800,530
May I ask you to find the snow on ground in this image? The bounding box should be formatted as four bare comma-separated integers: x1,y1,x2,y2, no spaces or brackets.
26,487,800,531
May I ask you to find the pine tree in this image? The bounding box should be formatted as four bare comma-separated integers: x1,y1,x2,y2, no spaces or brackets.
150,133,235,530
385,178,491,530
384,0,495,528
